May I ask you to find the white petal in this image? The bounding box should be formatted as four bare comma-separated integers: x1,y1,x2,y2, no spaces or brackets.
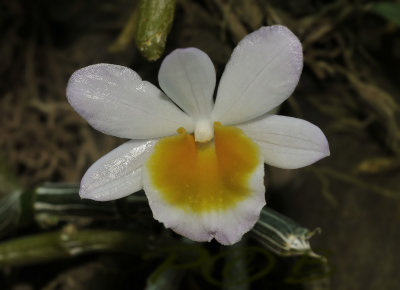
67,64,193,139
158,48,216,120
142,155,266,245
80,139,157,201
212,25,303,125
238,115,330,169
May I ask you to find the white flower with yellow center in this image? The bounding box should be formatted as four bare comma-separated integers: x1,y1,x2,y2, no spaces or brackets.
66,26,329,245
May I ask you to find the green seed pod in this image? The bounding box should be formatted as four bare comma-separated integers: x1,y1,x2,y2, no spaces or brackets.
135,0,177,61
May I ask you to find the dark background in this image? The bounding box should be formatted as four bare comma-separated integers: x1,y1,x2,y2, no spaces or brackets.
1,0,400,289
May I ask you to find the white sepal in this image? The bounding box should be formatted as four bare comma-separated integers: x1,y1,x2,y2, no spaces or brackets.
80,139,157,201
212,25,303,125
67,63,193,139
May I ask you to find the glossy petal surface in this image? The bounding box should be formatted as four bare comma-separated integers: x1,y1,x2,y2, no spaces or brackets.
80,139,157,201
212,25,303,125
238,115,330,169
67,63,193,139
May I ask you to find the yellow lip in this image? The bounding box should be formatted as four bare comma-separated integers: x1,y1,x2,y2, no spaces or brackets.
145,122,261,213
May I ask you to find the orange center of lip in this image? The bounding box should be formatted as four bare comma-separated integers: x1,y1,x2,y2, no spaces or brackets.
145,123,261,213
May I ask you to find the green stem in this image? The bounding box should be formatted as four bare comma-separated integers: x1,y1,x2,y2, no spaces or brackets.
135,0,177,61
0,227,166,267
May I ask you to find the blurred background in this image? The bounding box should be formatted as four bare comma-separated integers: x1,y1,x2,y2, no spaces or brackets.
1,0,400,289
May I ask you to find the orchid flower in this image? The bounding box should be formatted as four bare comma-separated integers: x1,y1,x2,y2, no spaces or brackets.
66,25,329,245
